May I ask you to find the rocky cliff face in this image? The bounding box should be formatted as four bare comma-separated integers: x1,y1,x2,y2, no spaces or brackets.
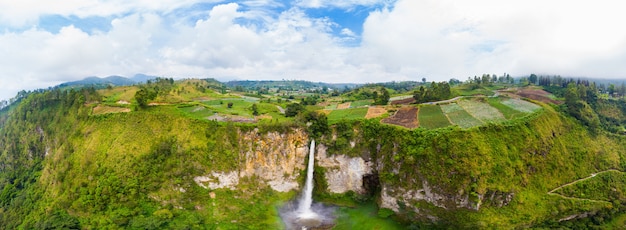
193,128,375,195
192,127,510,222
315,144,373,194
194,128,309,192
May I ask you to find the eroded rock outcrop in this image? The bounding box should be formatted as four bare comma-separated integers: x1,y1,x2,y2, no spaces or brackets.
315,144,373,194
194,128,309,192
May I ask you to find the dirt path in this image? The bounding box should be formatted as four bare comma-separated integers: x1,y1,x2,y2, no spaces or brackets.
276,105,285,114
547,169,623,203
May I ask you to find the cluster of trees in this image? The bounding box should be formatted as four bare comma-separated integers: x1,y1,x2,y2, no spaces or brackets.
373,81,420,94
134,78,175,108
285,103,304,117
564,82,600,129
0,100,8,110
372,87,390,105
0,87,101,228
466,73,514,86
343,86,390,105
530,74,626,99
300,95,319,105
412,82,452,103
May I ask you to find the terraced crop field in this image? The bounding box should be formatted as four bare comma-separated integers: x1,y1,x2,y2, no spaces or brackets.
501,99,542,113
486,97,526,119
418,105,451,129
350,100,372,108
457,100,505,122
328,107,368,124
440,103,483,128
381,107,418,128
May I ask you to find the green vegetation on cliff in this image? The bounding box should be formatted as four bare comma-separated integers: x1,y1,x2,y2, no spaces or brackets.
2,78,626,229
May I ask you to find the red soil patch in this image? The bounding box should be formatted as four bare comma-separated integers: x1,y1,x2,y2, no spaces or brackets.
381,106,418,128
391,97,416,105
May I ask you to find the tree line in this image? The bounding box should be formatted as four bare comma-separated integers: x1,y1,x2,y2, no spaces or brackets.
412,82,452,103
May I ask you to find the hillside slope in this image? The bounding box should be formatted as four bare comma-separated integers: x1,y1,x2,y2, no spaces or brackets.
1,87,626,229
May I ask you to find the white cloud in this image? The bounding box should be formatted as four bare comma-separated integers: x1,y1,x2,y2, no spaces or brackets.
2,0,626,101
0,0,220,27
357,0,626,80
295,0,393,9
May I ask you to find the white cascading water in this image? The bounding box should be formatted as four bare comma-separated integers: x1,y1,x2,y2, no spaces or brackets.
298,139,317,218
280,139,334,229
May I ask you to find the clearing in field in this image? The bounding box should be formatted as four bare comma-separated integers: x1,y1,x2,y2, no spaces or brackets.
501,99,541,113
100,86,139,103
178,105,215,120
365,106,387,119
92,105,131,115
327,107,368,124
457,99,505,122
440,103,483,128
381,106,418,129
418,105,451,129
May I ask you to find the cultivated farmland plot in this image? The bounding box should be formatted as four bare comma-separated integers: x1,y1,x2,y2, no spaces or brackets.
350,100,372,108
486,97,526,119
381,106,418,128
457,100,505,122
418,105,451,129
328,107,368,124
440,103,483,128
501,99,542,113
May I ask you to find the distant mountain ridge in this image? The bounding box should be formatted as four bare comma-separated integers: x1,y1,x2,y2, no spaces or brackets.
57,74,160,88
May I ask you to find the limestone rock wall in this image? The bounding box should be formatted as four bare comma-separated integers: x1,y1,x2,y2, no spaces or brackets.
194,128,309,192
315,144,373,194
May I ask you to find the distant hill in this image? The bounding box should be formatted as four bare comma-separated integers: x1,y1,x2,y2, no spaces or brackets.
131,74,159,83
58,76,136,88
57,74,161,89
225,80,360,90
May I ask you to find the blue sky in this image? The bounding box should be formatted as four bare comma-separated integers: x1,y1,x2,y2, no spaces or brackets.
1,0,625,101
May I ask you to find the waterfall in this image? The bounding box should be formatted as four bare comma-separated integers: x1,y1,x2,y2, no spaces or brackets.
279,139,334,229
298,139,316,217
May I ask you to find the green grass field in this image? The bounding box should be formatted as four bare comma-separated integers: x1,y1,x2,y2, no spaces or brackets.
325,104,338,110
453,84,496,96
328,107,368,124
99,86,139,103
201,99,255,117
457,99,505,122
440,103,483,128
177,105,216,120
418,105,451,129
350,100,372,108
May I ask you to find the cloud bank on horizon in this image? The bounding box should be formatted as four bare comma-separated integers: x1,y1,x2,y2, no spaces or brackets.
1,0,625,100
